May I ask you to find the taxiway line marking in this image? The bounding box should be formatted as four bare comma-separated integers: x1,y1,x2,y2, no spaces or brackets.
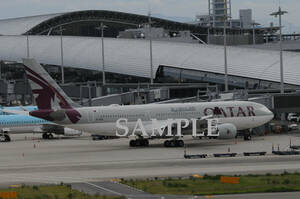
84,182,123,196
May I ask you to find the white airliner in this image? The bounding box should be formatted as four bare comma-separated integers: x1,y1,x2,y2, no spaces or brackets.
19,58,274,147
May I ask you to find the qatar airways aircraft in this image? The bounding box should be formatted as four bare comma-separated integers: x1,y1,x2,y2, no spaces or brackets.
18,58,274,147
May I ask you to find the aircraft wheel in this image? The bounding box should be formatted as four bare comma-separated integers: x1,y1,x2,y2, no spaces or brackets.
164,140,185,147
137,140,143,146
4,135,11,142
164,140,170,147
48,134,54,139
176,140,184,147
129,140,136,147
170,140,176,147
130,139,149,147
0,136,5,142
244,134,251,141
137,139,149,147
42,133,48,139
142,139,149,147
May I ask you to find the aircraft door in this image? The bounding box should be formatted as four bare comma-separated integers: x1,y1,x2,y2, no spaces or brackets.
146,111,152,120
87,109,96,123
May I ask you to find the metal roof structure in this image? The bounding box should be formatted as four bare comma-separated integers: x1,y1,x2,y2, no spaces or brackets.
0,35,299,86
0,14,61,35
243,40,300,52
0,10,208,36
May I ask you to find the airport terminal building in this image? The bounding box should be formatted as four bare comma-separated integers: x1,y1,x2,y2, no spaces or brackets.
0,10,299,105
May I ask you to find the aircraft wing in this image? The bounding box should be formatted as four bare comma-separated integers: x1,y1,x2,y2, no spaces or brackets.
200,115,213,120
33,126,44,133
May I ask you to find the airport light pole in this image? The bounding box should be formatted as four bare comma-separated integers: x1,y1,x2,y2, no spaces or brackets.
223,16,229,92
207,24,212,44
270,7,288,94
0,61,2,80
26,31,31,58
57,26,66,84
148,12,154,85
251,22,260,45
240,16,243,35
96,23,107,86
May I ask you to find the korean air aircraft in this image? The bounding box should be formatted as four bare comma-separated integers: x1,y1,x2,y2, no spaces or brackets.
0,106,37,115
19,58,274,147
0,106,82,142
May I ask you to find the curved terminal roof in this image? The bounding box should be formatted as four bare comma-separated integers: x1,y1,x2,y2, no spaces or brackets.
0,10,207,36
0,13,62,35
0,35,299,86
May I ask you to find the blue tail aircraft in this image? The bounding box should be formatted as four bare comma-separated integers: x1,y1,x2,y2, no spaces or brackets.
0,106,82,142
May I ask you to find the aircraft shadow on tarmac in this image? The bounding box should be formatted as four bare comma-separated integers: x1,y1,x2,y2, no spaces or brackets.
7,135,88,143
124,138,239,149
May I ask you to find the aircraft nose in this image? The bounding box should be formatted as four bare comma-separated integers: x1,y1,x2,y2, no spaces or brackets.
262,106,274,121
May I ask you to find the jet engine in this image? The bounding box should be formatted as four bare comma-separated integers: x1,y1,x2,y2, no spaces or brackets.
217,123,237,139
63,128,82,136
42,125,82,137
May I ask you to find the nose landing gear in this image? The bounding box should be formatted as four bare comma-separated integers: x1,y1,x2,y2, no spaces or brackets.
42,133,54,139
0,133,11,142
243,129,252,141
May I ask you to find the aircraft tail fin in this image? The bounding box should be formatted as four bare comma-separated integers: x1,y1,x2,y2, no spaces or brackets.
23,58,80,110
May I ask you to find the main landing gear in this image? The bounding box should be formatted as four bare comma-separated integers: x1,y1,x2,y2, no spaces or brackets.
129,139,149,147
0,134,11,142
128,138,185,148
243,130,252,141
164,140,184,148
244,134,252,141
42,133,54,139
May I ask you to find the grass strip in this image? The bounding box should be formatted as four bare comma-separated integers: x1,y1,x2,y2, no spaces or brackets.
0,184,125,199
121,172,300,195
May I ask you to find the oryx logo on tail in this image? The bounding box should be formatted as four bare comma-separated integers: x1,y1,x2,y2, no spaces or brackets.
23,59,81,124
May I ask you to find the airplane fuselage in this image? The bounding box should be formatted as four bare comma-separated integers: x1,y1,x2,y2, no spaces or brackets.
0,115,48,134
33,101,273,136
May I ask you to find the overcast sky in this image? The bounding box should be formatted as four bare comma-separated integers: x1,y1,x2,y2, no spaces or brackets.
0,0,299,32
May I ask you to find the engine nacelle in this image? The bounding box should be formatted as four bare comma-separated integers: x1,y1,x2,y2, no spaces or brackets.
63,128,82,136
217,123,237,139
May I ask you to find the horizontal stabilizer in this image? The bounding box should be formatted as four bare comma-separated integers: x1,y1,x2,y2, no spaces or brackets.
1,109,30,116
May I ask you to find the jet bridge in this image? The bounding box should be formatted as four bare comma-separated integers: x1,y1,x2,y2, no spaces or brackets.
272,93,300,113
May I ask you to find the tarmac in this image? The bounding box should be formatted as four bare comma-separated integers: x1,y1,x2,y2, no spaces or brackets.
0,133,300,198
